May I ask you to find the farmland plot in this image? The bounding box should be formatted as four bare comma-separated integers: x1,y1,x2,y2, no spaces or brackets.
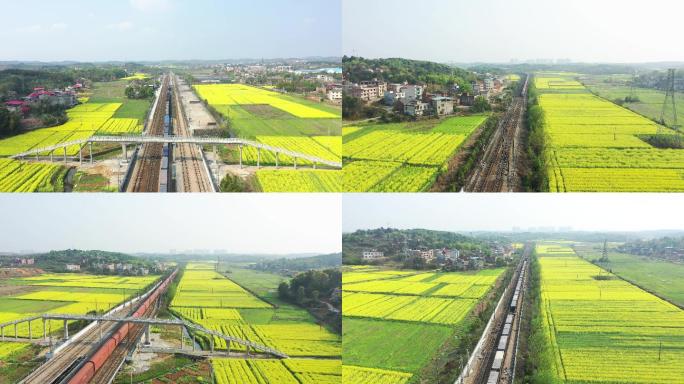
342,115,487,191
536,244,684,383
535,73,684,191
170,263,342,379
193,83,341,192
342,267,504,383
0,272,159,338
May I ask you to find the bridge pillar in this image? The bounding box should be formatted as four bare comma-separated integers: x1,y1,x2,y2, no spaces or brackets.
275,152,279,168
99,321,103,340
180,325,183,350
35,151,38,161
239,145,243,168
294,157,297,169
79,145,82,165
313,162,317,170
227,341,230,356
64,319,68,340
28,319,31,340
14,324,17,339
43,318,47,340
89,142,93,164
210,337,214,353
144,325,150,345
63,147,67,163
122,144,128,162
192,334,195,351
1,326,4,341
257,147,261,168
247,345,251,356
50,151,53,162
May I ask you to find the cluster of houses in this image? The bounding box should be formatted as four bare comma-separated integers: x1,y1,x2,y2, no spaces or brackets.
3,85,82,115
343,74,509,117
362,242,514,270
11,257,35,266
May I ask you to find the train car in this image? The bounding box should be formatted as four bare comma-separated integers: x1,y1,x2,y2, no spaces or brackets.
505,314,513,325
159,169,168,193
497,335,508,351
492,350,504,370
486,370,500,384
502,323,511,336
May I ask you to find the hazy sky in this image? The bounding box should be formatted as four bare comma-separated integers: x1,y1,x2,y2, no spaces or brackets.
0,195,341,254
343,194,684,233
1,0,341,61
343,0,684,63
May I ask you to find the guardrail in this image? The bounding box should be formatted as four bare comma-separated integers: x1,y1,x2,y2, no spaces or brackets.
11,135,342,169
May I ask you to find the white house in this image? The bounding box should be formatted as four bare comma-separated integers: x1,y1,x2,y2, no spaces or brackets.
362,250,384,260
327,87,343,103
65,264,81,271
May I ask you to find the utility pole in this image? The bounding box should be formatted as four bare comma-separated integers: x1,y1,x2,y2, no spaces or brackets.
659,69,679,133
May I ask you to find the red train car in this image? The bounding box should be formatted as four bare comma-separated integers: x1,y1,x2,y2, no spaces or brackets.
68,270,177,384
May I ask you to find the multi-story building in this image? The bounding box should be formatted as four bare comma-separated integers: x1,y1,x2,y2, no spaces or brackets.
404,99,429,117
384,90,405,106
431,96,454,116
327,87,343,103
402,84,423,101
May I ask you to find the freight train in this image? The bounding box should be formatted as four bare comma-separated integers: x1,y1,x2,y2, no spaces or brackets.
486,258,527,384
65,270,178,384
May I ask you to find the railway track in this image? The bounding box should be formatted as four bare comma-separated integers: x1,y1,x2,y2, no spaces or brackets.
465,75,528,192
127,75,170,192
170,74,212,192
19,297,146,384
88,297,158,383
474,246,530,384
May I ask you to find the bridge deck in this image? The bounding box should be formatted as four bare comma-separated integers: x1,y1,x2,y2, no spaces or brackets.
10,135,342,168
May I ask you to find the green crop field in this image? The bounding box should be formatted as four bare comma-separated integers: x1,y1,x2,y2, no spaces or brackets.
0,272,159,338
535,72,684,191
193,83,341,192
581,74,684,128
535,243,684,383
342,115,488,192
170,263,341,379
342,266,504,383
573,244,684,307
0,78,151,191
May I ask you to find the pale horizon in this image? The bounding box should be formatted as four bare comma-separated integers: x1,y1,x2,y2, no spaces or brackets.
343,0,684,64
0,195,341,254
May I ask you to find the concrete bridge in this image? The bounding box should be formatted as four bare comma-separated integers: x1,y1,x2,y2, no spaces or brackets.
0,313,287,358
10,134,342,169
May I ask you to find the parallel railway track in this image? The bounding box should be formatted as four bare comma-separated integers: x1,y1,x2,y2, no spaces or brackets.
170,74,212,192
127,75,170,192
466,75,528,192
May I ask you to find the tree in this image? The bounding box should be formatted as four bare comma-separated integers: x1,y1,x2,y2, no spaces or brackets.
342,95,363,119
277,282,290,300
472,96,491,113
311,290,320,302
296,286,306,304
